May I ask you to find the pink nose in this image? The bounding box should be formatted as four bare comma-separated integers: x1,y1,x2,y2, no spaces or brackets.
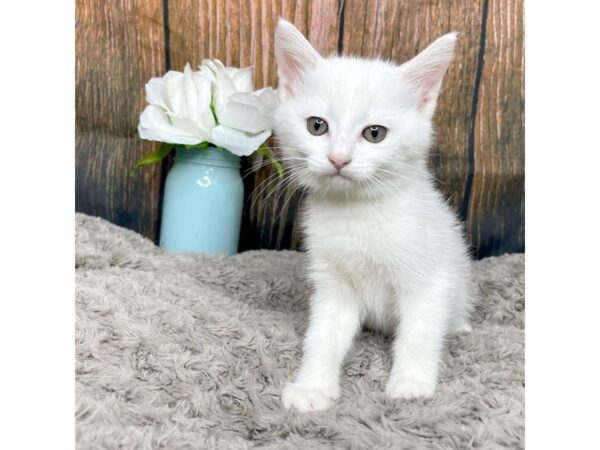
328,156,351,172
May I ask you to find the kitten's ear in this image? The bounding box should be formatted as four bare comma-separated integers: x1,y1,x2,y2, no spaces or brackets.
274,18,321,99
397,32,457,118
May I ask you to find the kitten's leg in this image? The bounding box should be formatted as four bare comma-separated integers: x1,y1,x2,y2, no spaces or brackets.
282,279,361,412
385,279,450,399
450,274,474,334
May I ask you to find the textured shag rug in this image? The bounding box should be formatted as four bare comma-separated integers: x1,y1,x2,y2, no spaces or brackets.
75,213,524,449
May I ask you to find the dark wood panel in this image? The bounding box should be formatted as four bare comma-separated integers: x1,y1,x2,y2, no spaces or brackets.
470,0,524,257
75,0,165,240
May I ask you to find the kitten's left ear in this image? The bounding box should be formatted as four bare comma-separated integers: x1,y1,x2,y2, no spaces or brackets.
397,32,457,118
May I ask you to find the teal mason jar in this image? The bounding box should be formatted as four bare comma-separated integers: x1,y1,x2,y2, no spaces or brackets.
159,146,244,254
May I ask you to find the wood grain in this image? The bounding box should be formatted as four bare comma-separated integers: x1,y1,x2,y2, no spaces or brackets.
75,0,166,240
470,0,524,257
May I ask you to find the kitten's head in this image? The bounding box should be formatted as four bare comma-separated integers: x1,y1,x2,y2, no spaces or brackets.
273,19,456,198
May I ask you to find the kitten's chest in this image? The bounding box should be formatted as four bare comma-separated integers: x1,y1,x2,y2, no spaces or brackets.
305,199,399,273
305,200,401,334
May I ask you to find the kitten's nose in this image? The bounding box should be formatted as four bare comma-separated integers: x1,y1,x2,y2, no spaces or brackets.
328,155,352,172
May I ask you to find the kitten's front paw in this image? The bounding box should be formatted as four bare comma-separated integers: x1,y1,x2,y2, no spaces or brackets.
281,382,339,412
385,377,436,399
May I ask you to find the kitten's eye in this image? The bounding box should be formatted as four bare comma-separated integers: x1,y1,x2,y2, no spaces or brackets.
362,125,387,143
307,117,329,136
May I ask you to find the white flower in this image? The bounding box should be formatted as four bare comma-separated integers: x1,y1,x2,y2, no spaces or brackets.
138,60,277,157
200,59,277,156
138,63,215,145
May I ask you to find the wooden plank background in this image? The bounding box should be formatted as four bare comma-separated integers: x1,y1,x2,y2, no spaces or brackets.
75,0,166,239
75,0,524,259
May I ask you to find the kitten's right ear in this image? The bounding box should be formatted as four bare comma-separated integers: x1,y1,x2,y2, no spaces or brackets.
274,18,321,99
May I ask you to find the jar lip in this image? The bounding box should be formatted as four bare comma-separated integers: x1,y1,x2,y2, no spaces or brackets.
175,146,241,169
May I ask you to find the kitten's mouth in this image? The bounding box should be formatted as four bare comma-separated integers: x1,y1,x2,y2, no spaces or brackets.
327,172,353,181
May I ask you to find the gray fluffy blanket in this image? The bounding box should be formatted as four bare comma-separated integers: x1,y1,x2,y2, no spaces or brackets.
75,213,524,449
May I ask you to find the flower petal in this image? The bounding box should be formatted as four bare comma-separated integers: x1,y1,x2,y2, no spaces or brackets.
183,63,198,122
167,114,211,141
228,92,263,109
210,125,271,156
254,87,279,110
220,101,273,134
202,59,236,95
163,70,187,117
192,71,216,132
138,126,201,145
138,105,203,145
201,59,237,118
230,66,253,92
145,78,169,110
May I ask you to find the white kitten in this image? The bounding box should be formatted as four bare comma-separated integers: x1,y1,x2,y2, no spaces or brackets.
273,19,474,413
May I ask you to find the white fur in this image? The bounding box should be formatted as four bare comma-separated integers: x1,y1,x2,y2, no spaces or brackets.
274,19,473,413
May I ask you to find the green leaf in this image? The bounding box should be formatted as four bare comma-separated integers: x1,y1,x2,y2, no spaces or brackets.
271,158,284,176
129,142,175,177
210,100,219,125
258,143,284,177
184,142,210,150
257,143,269,156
